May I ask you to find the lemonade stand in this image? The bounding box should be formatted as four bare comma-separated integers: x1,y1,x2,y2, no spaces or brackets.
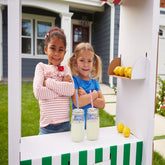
8,0,160,164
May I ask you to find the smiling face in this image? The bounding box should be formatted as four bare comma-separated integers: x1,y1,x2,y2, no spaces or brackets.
76,50,94,80
44,35,66,66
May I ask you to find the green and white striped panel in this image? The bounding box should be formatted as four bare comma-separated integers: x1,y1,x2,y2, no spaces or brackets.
20,141,143,165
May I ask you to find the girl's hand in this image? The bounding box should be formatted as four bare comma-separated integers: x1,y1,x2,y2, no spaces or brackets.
92,90,98,100
78,87,86,96
62,75,73,82
43,79,47,86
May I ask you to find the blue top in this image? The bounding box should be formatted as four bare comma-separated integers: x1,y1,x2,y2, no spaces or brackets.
71,75,100,128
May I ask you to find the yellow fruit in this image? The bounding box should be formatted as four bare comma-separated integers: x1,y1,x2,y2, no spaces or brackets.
123,127,130,137
119,67,125,76
113,66,121,75
127,68,132,78
124,67,132,77
117,123,125,133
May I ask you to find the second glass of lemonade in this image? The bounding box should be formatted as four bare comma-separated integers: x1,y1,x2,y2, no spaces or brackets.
86,108,99,141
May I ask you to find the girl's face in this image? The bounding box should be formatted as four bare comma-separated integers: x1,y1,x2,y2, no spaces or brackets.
76,50,94,80
44,36,66,66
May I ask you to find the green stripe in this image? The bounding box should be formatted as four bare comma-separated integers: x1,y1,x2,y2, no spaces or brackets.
105,102,116,104
79,150,87,165
42,156,52,165
61,153,70,165
95,148,103,163
103,93,116,95
136,141,143,165
110,145,117,165
20,160,32,165
154,135,165,140
123,143,130,165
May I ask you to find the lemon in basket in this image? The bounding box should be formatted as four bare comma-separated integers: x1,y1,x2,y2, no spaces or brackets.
123,127,130,137
117,123,124,133
113,66,121,75
127,68,132,78
124,67,132,77
119,67,125,76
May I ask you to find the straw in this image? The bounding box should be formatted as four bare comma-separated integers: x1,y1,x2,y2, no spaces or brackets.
90,90,93,109
70,96,73,110
76,90,79,110
76,90,80,123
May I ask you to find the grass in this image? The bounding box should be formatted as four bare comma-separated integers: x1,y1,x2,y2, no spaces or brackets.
0,82,165,165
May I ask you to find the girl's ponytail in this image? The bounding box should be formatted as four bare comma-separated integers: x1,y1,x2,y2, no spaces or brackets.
92,54,102,83
68,54,77,76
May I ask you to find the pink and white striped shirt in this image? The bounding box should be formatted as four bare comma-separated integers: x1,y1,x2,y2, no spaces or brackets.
33,62,75,127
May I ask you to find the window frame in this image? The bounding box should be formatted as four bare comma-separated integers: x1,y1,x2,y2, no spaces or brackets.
22,13,55,59
22,15,33,58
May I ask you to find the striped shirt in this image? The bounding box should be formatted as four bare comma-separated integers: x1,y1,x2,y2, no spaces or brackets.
33,62,75,127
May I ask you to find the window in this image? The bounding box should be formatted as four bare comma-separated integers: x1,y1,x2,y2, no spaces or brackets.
22,19,32,54
36,21,52,55
72,25,89,51
22,14,55,59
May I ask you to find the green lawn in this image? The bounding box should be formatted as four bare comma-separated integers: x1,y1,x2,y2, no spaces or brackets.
0,82,165,165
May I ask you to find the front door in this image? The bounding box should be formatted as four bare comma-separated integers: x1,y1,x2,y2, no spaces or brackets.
72,25,89,51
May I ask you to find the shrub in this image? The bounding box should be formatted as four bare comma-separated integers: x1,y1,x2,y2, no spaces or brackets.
155,76,165,116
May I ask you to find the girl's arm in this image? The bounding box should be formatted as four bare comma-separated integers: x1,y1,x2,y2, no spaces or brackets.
33,63,59,100
45,65,74,96
93,90,105,109
45,79,75,96
71,89,98,108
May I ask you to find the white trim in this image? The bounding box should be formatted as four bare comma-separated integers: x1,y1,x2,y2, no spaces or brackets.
106,2,115,87
8,0,21,165
63,0,105,12
160,7,165,12
22,0,69,14
22,54,48,59
60,12,73,65
22,15,33,57
22,13,55,59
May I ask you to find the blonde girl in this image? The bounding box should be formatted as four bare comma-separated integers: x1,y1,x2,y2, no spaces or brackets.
68,42,105,127
33,27,74,134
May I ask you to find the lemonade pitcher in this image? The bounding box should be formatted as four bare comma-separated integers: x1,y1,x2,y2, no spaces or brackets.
71,109,85,142
86,108,99,141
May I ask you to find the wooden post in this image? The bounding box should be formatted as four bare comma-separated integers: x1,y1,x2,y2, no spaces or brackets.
8,0,22,164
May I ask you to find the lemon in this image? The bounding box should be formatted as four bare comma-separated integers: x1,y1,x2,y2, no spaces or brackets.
119,67,125,76
123,127,130,137
127,68,132,78
124,67,132,77
117,123,124,133
113,66,121,75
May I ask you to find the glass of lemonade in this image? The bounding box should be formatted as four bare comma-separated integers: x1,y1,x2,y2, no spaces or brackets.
71,109,85,142
86,108,99,141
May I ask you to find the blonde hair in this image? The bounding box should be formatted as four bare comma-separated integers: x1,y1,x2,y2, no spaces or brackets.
68,42,102,82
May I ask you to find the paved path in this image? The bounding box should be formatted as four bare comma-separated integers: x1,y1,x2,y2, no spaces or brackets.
100,83,165,158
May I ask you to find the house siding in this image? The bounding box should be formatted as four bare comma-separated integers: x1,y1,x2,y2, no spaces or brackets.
113,4,120,86
22,58,48,78
92,4,111,85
